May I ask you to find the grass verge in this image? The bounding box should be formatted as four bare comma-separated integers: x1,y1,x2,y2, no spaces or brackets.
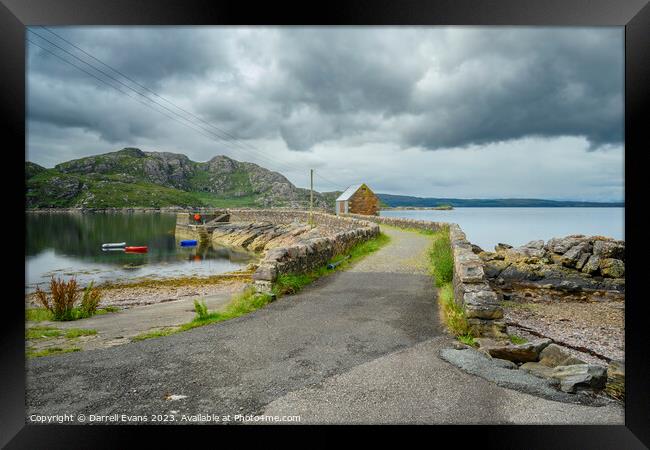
427,226,475,341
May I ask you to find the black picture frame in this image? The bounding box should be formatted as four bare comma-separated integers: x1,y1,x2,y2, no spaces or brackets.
2,0,648,447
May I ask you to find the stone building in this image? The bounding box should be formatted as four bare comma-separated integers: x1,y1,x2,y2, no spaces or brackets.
335,183,380,216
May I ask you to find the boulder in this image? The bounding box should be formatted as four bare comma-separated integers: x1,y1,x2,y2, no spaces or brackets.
557,280,582,293
523,240,545,250
471,244,484,254
550,364,607,393
485,338,552,363
546,236,587,254
599,258,625,278
483,260,510,279
467,318,508,339
495,243,513,252
507,246,546,259
593,240,625,261
581,254,601,275
561,242,592,268
575,252,591,271
538,344,586,367
520,361,556,379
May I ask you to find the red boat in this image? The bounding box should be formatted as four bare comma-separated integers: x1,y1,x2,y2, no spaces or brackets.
124,246,148,253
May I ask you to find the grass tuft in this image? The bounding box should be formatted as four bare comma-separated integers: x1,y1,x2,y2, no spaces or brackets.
26,346,81,358
428,226,453,287
26,326,63,340
64,328,98,339
131,327,179,342
437,283,473,337
80,281,101,317
193,299,209,320
508,335,528,345
458,333,477,347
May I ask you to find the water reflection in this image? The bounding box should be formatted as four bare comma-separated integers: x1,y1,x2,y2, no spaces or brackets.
25,212,255,290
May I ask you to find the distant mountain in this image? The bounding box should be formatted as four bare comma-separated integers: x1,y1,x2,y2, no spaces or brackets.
377,193,623,208
25,148,622,209
26,148,339,209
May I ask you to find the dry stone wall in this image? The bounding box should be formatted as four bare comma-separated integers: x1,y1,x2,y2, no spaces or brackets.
216,210,380,291
449,224,506,338
342,213,446,232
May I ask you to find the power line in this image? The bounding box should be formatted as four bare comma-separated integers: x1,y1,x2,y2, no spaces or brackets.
33,28,345,188
39,26,291,165
28,30,348,191
28,29,269,161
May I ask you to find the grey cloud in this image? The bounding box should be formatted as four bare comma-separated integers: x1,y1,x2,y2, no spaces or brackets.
26,27,624,201
27,27,623,153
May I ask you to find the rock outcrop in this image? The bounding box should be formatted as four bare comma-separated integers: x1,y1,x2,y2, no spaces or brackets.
480,235,625,292
26,148,339,209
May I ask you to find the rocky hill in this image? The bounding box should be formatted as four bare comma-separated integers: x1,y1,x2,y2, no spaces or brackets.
26,148,339,209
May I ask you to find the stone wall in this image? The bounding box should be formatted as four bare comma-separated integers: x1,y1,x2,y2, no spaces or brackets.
228,209,371,233
348,185,380,216
214,209,380,291
344,213,505,338
342,213,446,232
449,224,506,338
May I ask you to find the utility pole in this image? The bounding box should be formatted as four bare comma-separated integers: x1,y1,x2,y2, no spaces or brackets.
309,168,314,227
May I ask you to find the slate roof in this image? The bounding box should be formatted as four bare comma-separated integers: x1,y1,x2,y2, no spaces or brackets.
336,184,364,202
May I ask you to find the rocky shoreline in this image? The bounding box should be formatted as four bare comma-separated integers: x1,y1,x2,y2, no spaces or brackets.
479,234,625,293
466,234,625,400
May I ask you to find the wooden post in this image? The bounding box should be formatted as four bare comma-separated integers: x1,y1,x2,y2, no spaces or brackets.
309,169,314,227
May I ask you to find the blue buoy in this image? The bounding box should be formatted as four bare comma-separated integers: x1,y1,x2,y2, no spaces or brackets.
180,239,198,247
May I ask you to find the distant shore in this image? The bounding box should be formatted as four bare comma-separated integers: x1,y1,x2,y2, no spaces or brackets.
382,205,453,211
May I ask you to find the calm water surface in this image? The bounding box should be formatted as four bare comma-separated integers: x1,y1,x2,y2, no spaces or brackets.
381,207,624,250
26,212,254,291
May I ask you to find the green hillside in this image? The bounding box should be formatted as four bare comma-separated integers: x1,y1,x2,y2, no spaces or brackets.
26,148,338,209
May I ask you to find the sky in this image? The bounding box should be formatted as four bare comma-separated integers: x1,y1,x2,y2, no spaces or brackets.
26,27,624,201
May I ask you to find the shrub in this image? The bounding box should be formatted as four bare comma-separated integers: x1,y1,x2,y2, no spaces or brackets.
33,277,103,321
35,277,78,321
80,281,101,316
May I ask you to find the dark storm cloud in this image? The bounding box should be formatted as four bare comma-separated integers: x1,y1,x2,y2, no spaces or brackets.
27,27,623,155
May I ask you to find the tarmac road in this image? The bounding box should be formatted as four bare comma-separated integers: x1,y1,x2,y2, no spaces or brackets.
25,227,623,424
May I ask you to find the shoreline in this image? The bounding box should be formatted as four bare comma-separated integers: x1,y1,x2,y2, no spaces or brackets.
25,271,254,308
